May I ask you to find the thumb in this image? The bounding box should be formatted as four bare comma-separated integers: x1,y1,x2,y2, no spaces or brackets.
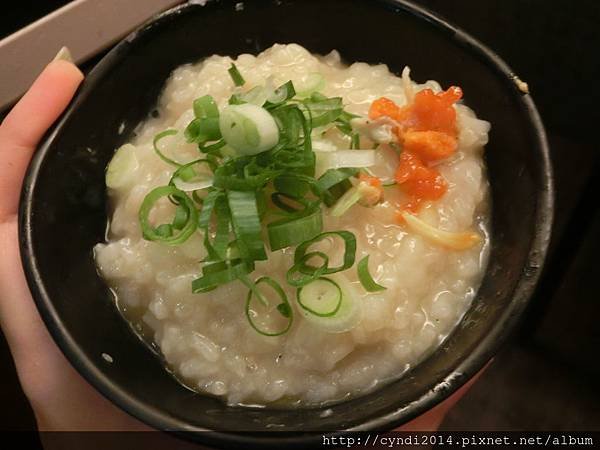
0,50,83,218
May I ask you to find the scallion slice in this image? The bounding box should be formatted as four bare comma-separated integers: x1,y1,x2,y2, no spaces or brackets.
105,144,138,189
219,104,279,155
330,186,361,217
153,129,181,167
228,63,245,86
273,174,310,198
228,190,267,261
270,192,309,215
232,86,271,106
265,81,296,108
286,251,329,287
245,277,293,336
317,149,376,170
199,139,226,155
136,71,375,318
184,117,221,144
301,94,343,128
357,255,387,292
169,159,214,192
294,231,356,275
299,274,362,333
192,259,254,293
139,186,198,245
297,277,342,317
267,205,323,251
193,95,219,119
315,168,358,206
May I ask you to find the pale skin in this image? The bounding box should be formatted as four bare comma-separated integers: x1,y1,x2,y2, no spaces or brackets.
0,57,479,436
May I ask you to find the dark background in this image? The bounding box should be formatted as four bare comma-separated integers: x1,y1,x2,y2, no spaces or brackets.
1,0,598,434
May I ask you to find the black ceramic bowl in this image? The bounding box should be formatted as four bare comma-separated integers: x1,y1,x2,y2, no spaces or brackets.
19,0,552,447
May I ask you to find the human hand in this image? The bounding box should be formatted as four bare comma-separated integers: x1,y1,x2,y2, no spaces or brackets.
0,50,148,432
0,49,476,437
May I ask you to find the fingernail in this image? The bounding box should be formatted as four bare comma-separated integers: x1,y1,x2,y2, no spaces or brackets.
53,46,74,63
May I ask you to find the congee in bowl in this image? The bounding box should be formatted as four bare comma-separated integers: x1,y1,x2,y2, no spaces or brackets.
94,43,491,406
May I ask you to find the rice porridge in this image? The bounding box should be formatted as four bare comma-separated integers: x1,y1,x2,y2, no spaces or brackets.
94,43,491,405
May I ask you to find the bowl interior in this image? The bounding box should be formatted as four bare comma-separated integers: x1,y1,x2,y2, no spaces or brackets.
20,0,551,439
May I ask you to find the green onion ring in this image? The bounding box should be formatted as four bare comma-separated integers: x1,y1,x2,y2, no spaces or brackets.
153,129,181,167
267,205,323,251
286,251,329,287
294,231,356,275
357,255,387,292
296,277,342,317
192,259,254,293
271,192,310,215
168,158,215,187
245,277,293,336
139,186,198,245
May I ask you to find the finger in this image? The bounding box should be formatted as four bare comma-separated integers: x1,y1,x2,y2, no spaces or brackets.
0,218,58,371
0,58,83,218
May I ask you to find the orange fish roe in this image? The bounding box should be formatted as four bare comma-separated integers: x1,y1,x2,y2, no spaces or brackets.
407,86,462,135
368,97,401,121
394,151,447,214
368,86,462,218
402,130,457,162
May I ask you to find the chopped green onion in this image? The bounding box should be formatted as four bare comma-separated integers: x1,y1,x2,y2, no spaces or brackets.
198,189,223,229
357,255,387,292
139,186,198,245
335,110,361,136
178,165,197,182
267,205,323,250
265,81,296,108
228,63,245,86
316,168,358,192
297,277,342,317
106,144,138,189
153,129,181,167
270,192,309,214
169,159,214,192
193,95,219,119
206,195,231,260
273,174,310,198
330,186,361,217
172,204,189,230
199,139,226,154
301,94,343,128
315,168,358,206
299,274,361,333
155,223,173,238
219,104,279,155
184,117,221,144
228,190,267,261
231,86,271,106
192,259,254,293
270,104,303,149
294,231,356,275
351,132,360,150
136,72,373,322
317,149,376,170
245,277,293,336
212,156,280,190
286,251,329,287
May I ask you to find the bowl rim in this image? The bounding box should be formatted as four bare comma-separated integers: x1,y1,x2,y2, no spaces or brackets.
19,0,553,446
